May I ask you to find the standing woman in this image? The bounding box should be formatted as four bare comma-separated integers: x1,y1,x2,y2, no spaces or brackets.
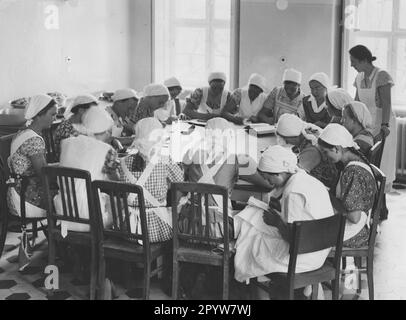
350,45,397,219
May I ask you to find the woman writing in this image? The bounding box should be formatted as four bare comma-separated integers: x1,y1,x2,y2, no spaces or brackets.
302,72,331,128
119,117,184,243
54,94,98,159
318,124,377,247
7,95,57,218
341,102,374,156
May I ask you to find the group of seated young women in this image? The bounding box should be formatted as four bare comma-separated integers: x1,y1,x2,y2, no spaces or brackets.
6,44,389,299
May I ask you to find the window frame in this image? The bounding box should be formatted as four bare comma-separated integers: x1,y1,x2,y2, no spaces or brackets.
152,0,239,91
342,0,406,107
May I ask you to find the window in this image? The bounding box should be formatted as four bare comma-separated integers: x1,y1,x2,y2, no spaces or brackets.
342,0,406,107
153,0,235,90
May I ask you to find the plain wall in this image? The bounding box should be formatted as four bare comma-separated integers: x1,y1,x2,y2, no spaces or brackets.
129,0,153,90
0,0,134,104
0,0,342,104
239,0,342,93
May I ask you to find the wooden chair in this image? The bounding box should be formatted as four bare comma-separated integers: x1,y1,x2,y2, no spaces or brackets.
42,165,98,300
0,134,47,259
253,214,346,300
330,164,386,300
42,122,60,164
368,139,385,168
368,137,389,221
171,182,232,300
92,180,168,300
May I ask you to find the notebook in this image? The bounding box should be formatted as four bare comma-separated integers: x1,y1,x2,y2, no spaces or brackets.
245,123,276,135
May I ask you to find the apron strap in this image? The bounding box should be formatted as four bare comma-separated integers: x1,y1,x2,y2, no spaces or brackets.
220,90,229,110
120,156,172,227
199,153,228,208
9,130,43,170
336,161,375,228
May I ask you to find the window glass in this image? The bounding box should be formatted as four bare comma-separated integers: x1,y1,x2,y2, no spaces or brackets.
175,0,206,19
395,38,406,103
214,0,231,20
355,0,393,32
399,0,406,29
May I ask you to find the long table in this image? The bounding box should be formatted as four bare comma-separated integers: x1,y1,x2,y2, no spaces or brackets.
163,121,277,202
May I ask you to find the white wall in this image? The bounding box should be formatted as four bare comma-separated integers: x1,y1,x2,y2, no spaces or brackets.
239,0,342,93
129,0,153,90
0,0,134,104
0,0,342,104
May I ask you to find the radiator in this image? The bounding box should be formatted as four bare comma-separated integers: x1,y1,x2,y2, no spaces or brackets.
396,117,406,181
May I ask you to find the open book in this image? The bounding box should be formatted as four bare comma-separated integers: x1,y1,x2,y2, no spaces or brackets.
245,123,276,135
247,196,270,211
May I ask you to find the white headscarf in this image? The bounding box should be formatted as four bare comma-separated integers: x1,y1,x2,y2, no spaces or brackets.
276,113,322,145
208,72,227,83
258,145,299,174
132,117,165,161
248,73,267,92
327,88,353,110
82,106,114,135
309,72,331,89
347,102,373,130
206,118,234,131
143,84,170,97
164,77,181,88
65,94,98,115
282,68,302,84
112,88,139,102
204,118,235,160
319,123,359,149
25,94,54,120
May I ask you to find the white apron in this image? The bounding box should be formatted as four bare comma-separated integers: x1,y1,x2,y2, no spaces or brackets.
198,152,233,215
274,88,303,123
233,171,332,283
238,89,266,119
356,68,397,186
54,135,112,236
336,161,373,241
198,87,228,115
8,129,47,218
120,155,172,239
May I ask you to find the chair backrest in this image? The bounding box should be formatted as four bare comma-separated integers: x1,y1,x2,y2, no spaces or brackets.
92,180,151,252
0,157,10,222
171,182,230,253
42,165,95,228
288,214,346,278
0,133,15,179
368,164,386,251
42,122,60,164
368,136,385,167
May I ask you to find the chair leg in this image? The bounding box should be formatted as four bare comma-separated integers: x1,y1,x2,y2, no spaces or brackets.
367,256,374,300
354,257,362,294
311,284,319,300
0,214,8,259
47,237,56,298
342,257,347,270
172,260,179,300
222,262,229,300
97,252,106,300
89,246,97,300
332,278,340,300
143,262,151,300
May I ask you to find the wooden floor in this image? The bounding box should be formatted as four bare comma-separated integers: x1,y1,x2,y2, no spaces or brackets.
0,187,405,300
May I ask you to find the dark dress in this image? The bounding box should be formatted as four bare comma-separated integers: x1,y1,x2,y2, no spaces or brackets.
302,95,331,128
